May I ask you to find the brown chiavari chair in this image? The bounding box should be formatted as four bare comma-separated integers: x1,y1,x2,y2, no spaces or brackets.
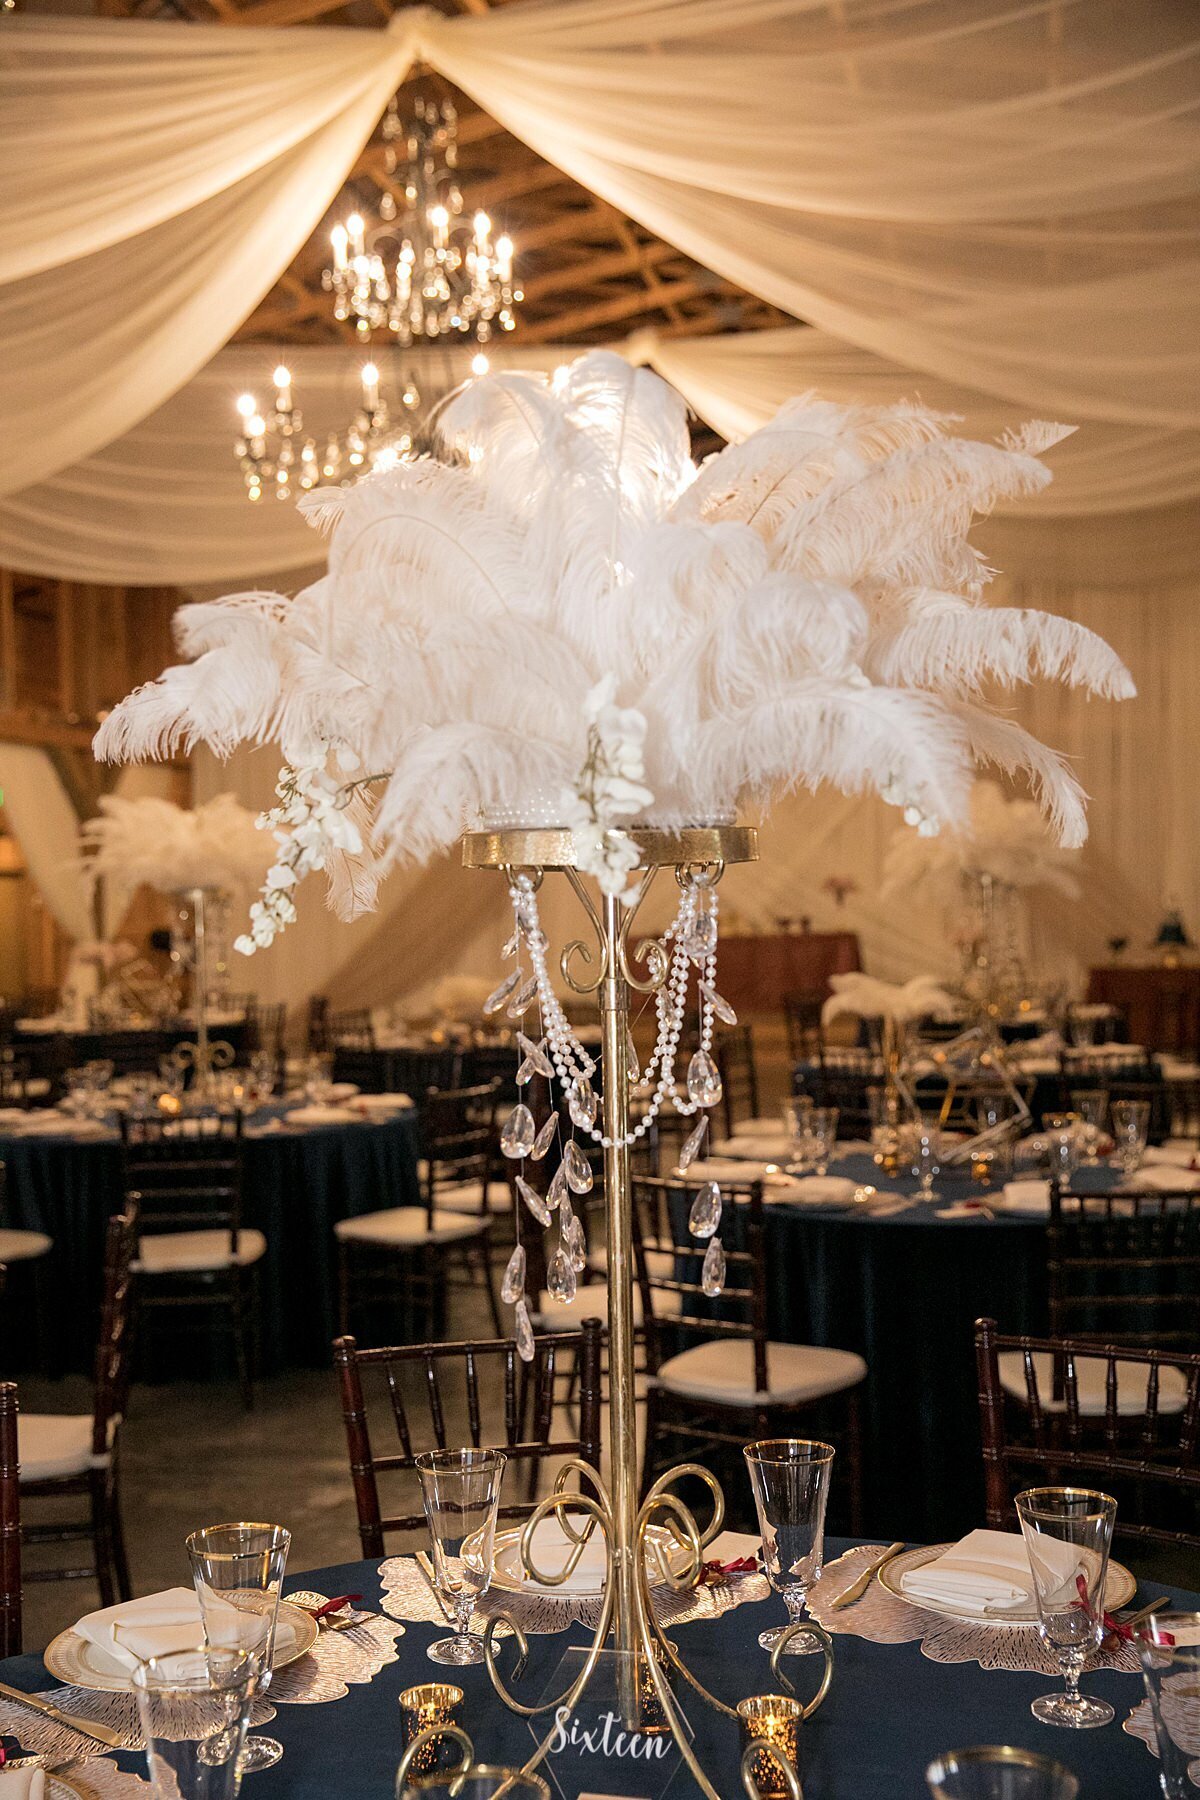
335,1082,502,1340
632,1174,866,1523
783,992,824,1066
329,1008,376,1051
1167,1077,1200,1145
307,994,331,1052
333,1319,604,1554
121,1112,262,1409
714,1025,761,1139
244,1000,287,1091
795,1047,880,1139
1057,1055,1170,1142
20,1214,136,1607
1046,1180,1200,1355
976,1318,1200,1553
0,1381,19,1657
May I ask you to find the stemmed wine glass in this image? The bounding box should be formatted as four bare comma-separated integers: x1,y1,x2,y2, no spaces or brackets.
901,1120,942,1202
743,1439,834,1656
780,1098,813,1168
415,1448,506,1666
1069,1090,1107,1167
1110,1099,1150,1179
186,1521,292,1772
1015,1486,1117,1729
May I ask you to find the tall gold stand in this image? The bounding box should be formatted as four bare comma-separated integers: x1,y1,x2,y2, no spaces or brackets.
461,827,828,1799
172,885,235,1100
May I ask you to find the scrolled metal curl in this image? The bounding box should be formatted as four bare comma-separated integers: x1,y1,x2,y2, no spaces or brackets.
394,1722,474,1798
560,868,611,994
741,1740,804,1800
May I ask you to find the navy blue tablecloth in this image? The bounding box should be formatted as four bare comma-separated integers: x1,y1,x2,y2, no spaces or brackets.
0,1543,1188,1798
760,1157,1120,1542
0,1111,420,1375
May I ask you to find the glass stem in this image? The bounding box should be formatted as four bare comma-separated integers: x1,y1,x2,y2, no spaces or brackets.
784,1588,807,1630
1060,1647,1085,1703
454,1592,474,1642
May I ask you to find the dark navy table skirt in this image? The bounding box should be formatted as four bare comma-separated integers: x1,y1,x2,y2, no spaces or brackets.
0,1113,420,1374
760,1157,1120,1543
1,1543,1189,1798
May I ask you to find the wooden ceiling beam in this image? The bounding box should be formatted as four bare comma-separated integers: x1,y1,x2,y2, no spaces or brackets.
517,275,730,343
520,239,677,303
223,0,359,28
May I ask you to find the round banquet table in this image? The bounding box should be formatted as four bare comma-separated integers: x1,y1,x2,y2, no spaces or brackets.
0,1542,1189,1799
0,1107,420,1376
753,1154,1122,1544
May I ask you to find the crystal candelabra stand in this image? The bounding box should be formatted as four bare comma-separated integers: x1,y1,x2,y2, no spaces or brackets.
459,824,826,1800
322,95,521,345
169,887,235,1098
233,363,419,502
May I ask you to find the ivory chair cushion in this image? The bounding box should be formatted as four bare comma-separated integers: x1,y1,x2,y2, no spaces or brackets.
652,1339,866,1407
18,1412,114,1482
0,1229,52,1263
333,1207,486,1248
997,1349,1189,1417
134,1228,267,1275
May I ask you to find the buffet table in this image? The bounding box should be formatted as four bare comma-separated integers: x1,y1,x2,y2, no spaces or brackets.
1087,964,1200,1054
0,1544,1186,1799
714,931,861,1012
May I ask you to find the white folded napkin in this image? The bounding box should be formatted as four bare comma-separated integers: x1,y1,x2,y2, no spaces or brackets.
999,1179,1051,1215
0,1768,45,1799
285,1104,363,1126
773,1175,857,1206
1130,1164,1200,1193
353,1092,414,1113
900,1528,1077,1617
712,1134,790,1162
75,1587,204,1673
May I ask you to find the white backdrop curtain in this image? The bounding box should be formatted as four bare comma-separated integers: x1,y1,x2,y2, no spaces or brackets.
2,0,1198,501
3,330,1197,587
0,746,92,941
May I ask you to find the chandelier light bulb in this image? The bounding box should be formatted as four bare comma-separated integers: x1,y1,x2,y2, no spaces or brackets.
330,222,348,269
246,414,266,438
471,352,490,377
273,366,291,390
235,393,257,419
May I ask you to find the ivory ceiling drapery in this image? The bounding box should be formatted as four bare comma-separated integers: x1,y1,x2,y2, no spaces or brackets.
0,746,92,941
2,0,1198,501
4,329,1198,588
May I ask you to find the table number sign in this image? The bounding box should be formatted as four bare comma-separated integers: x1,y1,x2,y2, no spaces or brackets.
530,1648,690,1799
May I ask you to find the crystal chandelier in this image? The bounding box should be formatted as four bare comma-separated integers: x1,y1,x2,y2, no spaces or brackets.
232,361,422,502
322,94,521,345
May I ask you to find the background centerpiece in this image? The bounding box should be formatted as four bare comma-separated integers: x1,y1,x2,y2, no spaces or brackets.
96,351,1132,1795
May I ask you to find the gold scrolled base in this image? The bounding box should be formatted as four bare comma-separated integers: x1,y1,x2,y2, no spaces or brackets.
462,823,758,872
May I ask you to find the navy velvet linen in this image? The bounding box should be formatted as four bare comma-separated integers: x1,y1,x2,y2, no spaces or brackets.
1,1544,1190,1798
0,1112,420,1374
759,1157,1120,1543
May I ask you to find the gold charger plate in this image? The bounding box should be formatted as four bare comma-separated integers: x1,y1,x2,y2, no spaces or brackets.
43,1600,319,1693
877,1542,1136,1627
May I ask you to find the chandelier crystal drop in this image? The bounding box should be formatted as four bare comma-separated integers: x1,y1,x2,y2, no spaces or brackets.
233,361,419,503
322,95,521,346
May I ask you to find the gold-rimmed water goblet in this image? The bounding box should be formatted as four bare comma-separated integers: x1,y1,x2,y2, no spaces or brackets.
415,1448,506,1666
925,1745,1080,1799
744,1439,834,1657
186,1520,291,1772
1014,1486,1117,1729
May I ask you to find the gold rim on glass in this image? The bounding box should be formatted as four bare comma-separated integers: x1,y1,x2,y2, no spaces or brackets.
1014,1486,1117,1522
927,1744,1078,1776
744,1439,836,1466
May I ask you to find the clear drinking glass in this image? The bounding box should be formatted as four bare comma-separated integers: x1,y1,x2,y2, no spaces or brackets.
133,1646,255,1800
186,1521,291,1772
1014,1486,1117,1729
304,1052,334,1104
901,1120,942,1201
1111,1099,1151,1177
1069,1091,1107,1166
743,1439,834,1656
1136,1611,1200,1798
781,1097,814,1167
925,1745,1080,1799
805,1106,839,1176
1043,1115,1080,1191
415,1449,506,1667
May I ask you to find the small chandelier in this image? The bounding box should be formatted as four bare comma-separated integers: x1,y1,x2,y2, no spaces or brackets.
233,362,421,502
322,94,521,345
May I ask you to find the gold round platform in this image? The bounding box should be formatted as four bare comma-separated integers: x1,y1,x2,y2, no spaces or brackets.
461,823,757,871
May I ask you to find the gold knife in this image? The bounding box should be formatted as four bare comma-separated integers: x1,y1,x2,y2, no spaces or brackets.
0,1680,126,1749
413,1550,457,1625
829,1542,904,1611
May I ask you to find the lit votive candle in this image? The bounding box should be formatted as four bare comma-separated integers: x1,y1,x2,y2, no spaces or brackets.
399,1683,464,1776
737,1695,801,1800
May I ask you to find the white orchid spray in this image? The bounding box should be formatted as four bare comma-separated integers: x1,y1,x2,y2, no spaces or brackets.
95,353,1133,948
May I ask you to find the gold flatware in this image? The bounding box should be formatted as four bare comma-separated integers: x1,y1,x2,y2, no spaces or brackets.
829,1542,905,1611
1101,1594,1172,1651
0,1680,126,1749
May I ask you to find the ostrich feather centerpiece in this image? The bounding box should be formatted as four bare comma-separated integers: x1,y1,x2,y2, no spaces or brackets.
881,778,1083,905
80,794,271,900
96,351,1132,947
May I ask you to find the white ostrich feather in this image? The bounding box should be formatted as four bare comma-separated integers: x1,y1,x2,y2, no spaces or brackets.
95,355,1133,928
882,778,1084,904
822,972,958,1026
80,795,271,900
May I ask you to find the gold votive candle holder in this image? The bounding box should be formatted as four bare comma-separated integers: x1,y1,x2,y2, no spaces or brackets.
738,1695,801,1800
399,1684,464,1780
635,1637,675,1734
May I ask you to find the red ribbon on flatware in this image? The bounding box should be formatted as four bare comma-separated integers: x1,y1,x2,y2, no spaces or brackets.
698,1556,759,1586
303,1593,363,1619
1073,1573,1173,1649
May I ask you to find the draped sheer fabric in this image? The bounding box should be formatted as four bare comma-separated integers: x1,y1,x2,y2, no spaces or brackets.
1,0,1198,499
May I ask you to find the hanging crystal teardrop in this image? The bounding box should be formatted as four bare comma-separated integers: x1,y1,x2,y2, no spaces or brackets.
676,1115,709,1173
500,1103,536,1158
516,1176,552,1228
530,1113,558,1162
625,1028,641,1085
686,1050,723,1109
682,909,718,961
484,969,520,1016
570,1078,598,1129
547,1246,577,1304
563,1139,594,1194
517,1033,554,1078
689,1181,722,1240
506,975,539,1019
699,981,737,1026
501,1244,526,1305
701,1237,727,1298
514,1298,535,1363
564,1213,588,1273
501,929,519,959
546,1164,569,1212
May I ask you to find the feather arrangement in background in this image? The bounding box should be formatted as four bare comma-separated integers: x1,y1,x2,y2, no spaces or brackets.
80,794,271,901
822,972,958,1026
95,352,1133,936
881,778,1083,906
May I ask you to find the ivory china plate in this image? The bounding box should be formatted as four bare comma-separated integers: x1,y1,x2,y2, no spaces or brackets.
479,1517,689,1598
44,1601,318,1692
877,1542,1136,1627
